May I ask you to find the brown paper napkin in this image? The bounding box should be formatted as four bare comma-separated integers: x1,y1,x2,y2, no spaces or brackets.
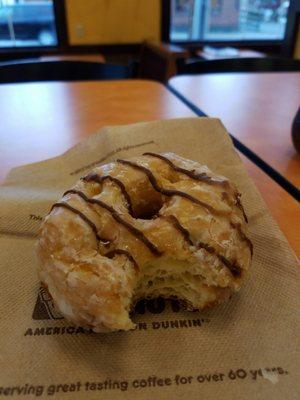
0,118,299,400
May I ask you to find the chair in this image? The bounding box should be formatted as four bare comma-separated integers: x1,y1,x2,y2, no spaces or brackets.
177,57,300,75
0,60,134,84
138,41,189,83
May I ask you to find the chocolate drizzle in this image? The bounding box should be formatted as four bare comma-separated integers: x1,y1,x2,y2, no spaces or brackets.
234,193,248,223
166,214,241,277
197,240,241,277
63,189,161,256
143,152,249,224
51,156,250,278
117,159,218,214
167,215,193,246
143,152,229,187
105,249,139,271
50,202,140,270
231,222,253,256
51,202,108,243
83,172,134,216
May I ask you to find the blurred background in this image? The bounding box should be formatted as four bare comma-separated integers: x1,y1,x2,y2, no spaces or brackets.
0,0,299,81
0,1,299,248
0,0,291,47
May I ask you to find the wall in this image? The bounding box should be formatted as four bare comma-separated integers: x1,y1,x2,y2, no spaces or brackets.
65,0,161,45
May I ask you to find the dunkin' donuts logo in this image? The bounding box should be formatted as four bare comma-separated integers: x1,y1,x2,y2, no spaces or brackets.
32,286,186,320
29,287,210,334
32,286,63,320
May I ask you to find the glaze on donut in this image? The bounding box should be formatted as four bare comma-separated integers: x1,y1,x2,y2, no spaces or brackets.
36,153,252,331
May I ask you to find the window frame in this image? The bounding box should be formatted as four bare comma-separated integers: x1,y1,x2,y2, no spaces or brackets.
0,0,66,59
163,0,291,53
282,0,300,56
0,0,144,61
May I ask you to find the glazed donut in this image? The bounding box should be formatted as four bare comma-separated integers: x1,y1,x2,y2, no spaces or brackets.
36,152,252,332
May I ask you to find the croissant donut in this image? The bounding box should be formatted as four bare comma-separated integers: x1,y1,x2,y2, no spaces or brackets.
36,152,252,332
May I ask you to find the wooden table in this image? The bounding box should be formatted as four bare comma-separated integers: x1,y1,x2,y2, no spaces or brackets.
0,80,298,256
169,73,300,188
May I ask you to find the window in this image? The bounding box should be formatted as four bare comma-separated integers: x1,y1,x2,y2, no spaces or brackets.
170,0,290,42
0,0,57,48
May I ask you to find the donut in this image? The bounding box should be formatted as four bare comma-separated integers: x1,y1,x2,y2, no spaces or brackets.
36,152,252,332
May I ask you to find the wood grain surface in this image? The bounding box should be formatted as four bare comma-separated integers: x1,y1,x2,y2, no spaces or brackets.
169,73,300,188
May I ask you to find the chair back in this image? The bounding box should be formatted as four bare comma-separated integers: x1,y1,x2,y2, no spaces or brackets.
177,57,300,75
0,60,134,83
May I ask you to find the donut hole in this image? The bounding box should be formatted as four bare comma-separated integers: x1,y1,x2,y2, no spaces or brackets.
134,197,164,220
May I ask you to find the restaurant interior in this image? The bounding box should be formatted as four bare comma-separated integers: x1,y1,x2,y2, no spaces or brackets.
0,0,299,244
0,2,299,398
